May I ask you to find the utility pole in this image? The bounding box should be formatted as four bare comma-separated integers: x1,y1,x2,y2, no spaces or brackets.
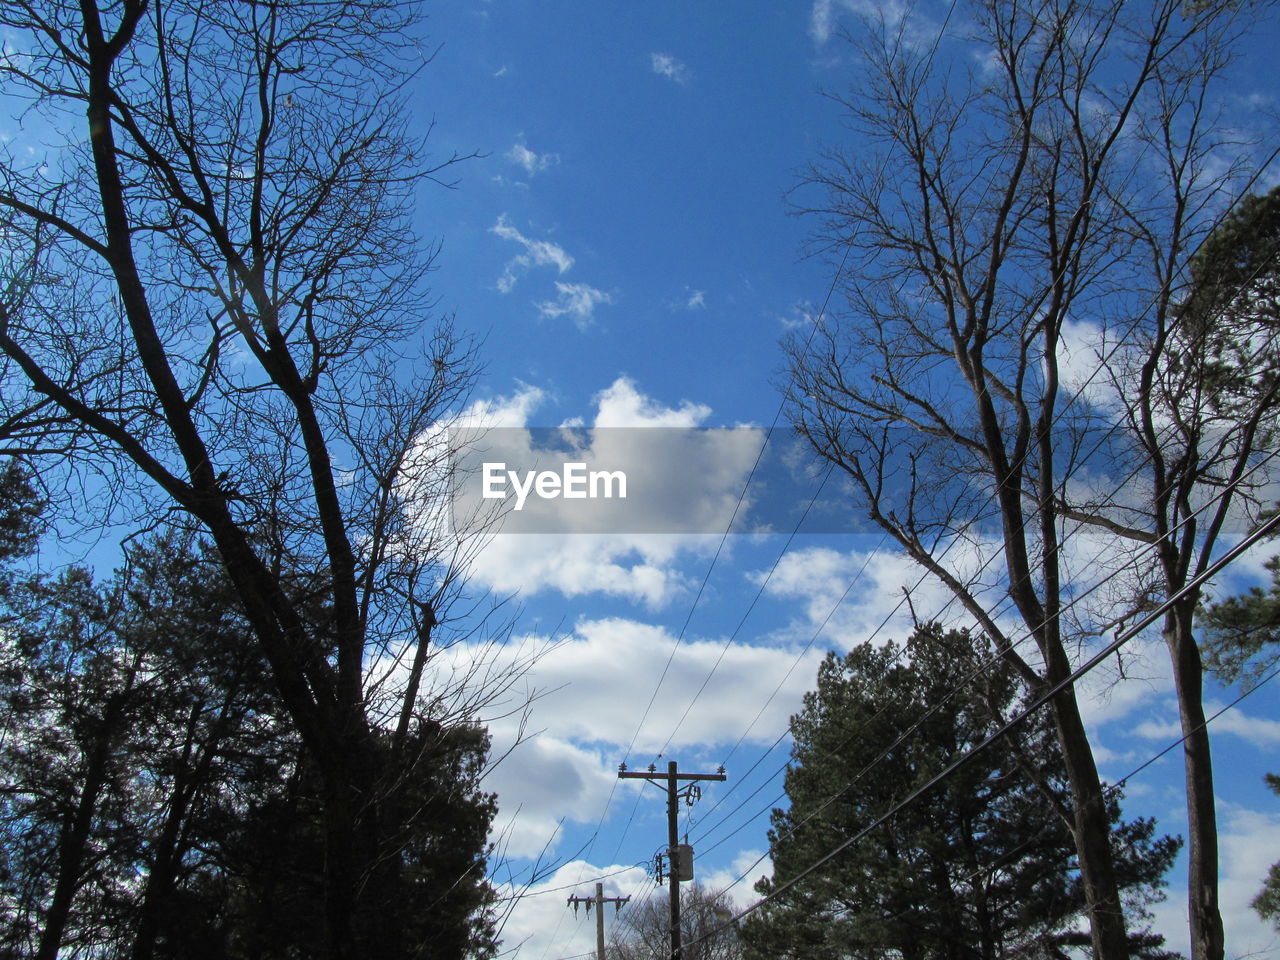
618,760,726,960
567,882,630,960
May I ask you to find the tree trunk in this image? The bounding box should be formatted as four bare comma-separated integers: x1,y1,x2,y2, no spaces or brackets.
132,703,207,960
36,720,114,960
1165,602,1224,960
1044,681,1130,960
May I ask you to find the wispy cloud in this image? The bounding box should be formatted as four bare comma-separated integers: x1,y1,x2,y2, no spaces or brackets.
779,302,818,330
491,214,574,292
537,281,612,328
809,0,929,47
686,290,706,310
650,52,690,84
506,141,558,177
490,216,613,325
1137,704,1280,749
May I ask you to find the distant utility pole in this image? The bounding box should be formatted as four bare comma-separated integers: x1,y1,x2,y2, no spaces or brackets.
567,882,630,960
618,760,726,960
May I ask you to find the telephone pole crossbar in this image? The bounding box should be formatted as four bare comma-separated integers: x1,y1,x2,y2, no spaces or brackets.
567,882,630,960
618,760,726,960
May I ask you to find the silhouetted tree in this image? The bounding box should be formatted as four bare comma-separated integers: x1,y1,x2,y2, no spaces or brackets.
786,4,1275,957
0,2,490,955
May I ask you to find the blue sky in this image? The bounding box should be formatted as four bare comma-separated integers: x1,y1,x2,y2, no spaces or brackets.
2,0,1279,957
392,3,1280,959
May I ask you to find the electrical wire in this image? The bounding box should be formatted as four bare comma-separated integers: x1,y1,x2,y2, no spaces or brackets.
708,647,1280,955
694,508,1280,938
692,425,1280,865
680,145,1280,858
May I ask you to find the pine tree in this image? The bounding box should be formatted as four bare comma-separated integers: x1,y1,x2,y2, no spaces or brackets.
744,625,1179,960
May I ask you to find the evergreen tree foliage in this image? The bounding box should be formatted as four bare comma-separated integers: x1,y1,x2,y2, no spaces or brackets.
743,625,1179,960
1250,774,1280,932
1176,186,1280,419
1201,550,1280,688
1181,182,1280,691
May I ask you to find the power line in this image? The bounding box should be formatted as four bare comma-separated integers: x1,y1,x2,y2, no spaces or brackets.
740,645,1280,954
653,464,836,760
701,508,1280,933
683,170,1280,855
693,430,1280,862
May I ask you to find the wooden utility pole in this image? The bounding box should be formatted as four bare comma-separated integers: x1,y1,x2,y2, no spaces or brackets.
567,882,630,960
618,761,726,960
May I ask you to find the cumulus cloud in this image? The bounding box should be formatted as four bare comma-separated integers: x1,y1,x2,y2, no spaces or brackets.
460,381,549,428
435,618,824,754
1136,702,1280,749
1056,318,1126,414
491,214,574,292
697,849,773,910
390,605,823,879
594,377,711,427
1152,802,1280,957
757,540,1008,651
753,534,1176,755
650,52,689,83
484,735,619,858
469,532,700,608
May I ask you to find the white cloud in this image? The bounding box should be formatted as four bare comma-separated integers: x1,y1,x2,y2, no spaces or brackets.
431,616,824,787
485,736,620,858
809,0,839,44
809,0,934,48
686,290,706,310
698,849,773,910
537,281,613,328
1136,702,1280,749
757,540,1006,651
459,381,549,429
1056,318,1126,413
489,217,614,325
754,535,1177,752
1153,802,1280,957
593,377,711,427
491,214,574,292
506,141,559,177
779,303,817,330
650,52,689,84
470,533,701,609
404,611,822,875
493,861,652,960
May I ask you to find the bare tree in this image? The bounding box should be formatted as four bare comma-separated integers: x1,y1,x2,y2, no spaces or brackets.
1094,184,1280,960
786,3,1272,959
611,885,743,960
0,1,496,957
